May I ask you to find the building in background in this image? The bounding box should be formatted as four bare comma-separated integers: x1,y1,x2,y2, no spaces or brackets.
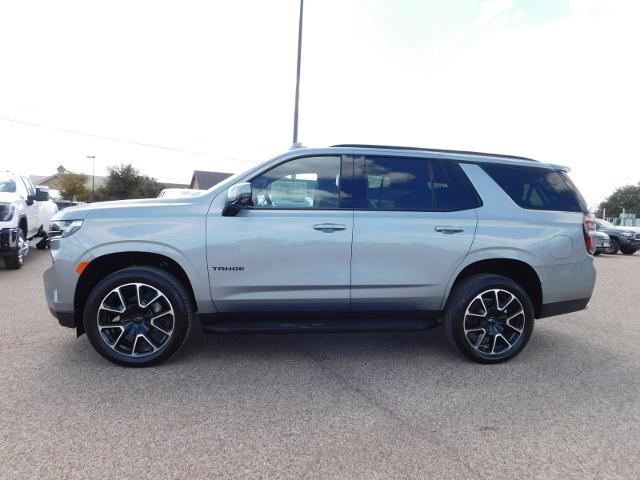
190,170,233,190
30,165,106,192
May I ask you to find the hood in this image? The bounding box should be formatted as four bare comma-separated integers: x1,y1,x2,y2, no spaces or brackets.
0,191,18,203
52,195,211,221
593,231,609,240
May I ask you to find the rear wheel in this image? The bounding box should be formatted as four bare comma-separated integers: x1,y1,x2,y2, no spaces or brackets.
608,239,620,255
442,274,535,363
84,267,193,367
3,230,28,270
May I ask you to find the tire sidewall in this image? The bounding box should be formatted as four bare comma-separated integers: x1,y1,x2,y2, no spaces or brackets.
84,267,192,367
446,276,535,364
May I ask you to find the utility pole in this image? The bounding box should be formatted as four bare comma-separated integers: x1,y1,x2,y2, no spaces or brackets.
87,155,96,201
292,0,304,147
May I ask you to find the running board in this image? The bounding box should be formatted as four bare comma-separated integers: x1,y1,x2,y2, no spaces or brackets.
201,318,439,334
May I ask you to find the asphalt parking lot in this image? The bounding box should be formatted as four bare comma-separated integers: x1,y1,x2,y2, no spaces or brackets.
1,250,639,479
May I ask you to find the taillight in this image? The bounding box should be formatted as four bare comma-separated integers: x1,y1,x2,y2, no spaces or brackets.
583,213,595,254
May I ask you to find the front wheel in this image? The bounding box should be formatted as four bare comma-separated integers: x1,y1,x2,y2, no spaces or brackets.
84,267,194,367
620,248,637,255
442,274,535,364
3,229,28,270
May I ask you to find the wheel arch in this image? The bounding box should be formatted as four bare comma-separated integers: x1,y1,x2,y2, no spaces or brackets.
74,251,198,335
446,258,543,318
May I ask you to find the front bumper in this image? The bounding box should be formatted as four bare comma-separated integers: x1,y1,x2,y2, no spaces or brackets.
0,227,19,256
43,261,77,329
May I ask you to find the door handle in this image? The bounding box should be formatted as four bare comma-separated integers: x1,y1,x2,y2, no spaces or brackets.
435,225,464,234
314,223,347,232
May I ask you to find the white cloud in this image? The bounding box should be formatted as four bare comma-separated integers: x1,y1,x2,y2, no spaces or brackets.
475,0,514,27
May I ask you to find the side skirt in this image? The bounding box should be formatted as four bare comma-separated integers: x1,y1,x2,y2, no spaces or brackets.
199,310,441,334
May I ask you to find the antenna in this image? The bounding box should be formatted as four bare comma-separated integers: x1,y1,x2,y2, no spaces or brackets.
291,0,304,147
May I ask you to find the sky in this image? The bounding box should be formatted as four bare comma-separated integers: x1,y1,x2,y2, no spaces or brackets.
1,0,639,207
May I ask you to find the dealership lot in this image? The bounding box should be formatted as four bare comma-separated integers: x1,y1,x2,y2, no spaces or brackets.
1,250,639,479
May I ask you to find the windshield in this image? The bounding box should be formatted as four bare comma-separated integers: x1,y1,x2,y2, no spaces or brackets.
597,219,615,228
0,173,16,193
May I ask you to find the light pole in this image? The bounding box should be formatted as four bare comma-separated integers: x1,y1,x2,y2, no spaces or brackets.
292,0,304,147
86,155,96,201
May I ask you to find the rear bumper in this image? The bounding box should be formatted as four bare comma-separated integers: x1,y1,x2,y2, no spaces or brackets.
0,227,19,256
536,255,596,318
48,308,76,328
539,298,590,318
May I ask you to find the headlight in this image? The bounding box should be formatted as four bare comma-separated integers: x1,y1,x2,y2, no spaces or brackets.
622,232,633,237
0,203,15,222
49,219,83,238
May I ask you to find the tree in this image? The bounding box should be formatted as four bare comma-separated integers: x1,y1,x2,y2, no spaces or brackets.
58,172,90,201
95,164,163,201
596,183,640,218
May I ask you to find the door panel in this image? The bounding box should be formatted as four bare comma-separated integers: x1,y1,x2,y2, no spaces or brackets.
206,154,353,313
351,210,476,311
208,209,352,312
350,155,478,311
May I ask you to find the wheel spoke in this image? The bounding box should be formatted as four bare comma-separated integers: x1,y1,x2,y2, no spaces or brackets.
141,333,159,352
142,292,162,308
131,334,140,355
150,318,171,335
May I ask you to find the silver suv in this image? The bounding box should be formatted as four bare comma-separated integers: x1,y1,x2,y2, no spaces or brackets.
43,145,596,366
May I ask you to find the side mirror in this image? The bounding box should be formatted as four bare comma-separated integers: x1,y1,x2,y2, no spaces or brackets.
35,186,50,202
222,182,252,217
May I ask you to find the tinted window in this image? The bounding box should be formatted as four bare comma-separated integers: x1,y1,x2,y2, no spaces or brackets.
0,173,16,193
481,164,586,212
443,162,483,209
250,156,341,209
430,160,458,210
364,156,432,210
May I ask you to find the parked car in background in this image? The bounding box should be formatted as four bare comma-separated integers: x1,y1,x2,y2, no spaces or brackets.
592,231,611,255
55,200,85,211
594,219,640,255
157,188,204,199
0,171,58,269
44,145,596,367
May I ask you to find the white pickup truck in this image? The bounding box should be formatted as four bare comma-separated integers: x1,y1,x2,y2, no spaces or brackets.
0,171,58,269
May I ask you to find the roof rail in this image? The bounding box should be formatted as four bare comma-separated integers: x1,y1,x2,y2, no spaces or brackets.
330,144,538,162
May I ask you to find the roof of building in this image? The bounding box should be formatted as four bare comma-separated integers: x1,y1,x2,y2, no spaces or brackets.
190,170,233,190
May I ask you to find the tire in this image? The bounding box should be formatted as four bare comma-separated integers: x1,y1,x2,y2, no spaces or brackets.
593,251,601,256
442,274,535,364
3,229,27,270
608,239,620,255
83,266,194,367
620,248,636,255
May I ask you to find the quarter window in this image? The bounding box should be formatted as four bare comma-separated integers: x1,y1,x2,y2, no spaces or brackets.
250,156,341,209
481,164,586,212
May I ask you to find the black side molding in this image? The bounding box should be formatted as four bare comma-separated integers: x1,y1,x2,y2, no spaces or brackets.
539,298,590,319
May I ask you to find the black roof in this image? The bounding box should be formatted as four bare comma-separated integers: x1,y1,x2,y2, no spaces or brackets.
331,144,538,162
191,170,233,190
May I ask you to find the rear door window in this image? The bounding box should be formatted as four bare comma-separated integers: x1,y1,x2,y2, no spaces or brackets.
363,156,432,210
481,164,586,212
